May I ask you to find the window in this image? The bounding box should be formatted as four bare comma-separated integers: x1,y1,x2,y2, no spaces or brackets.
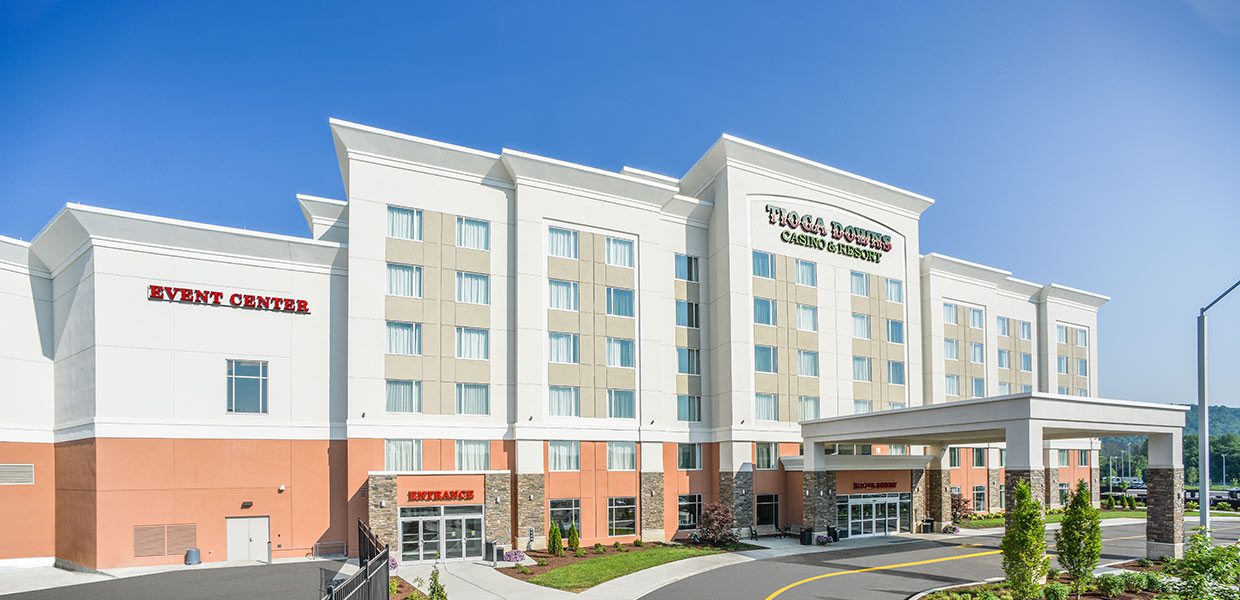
795,259,816,286
754,346,777,373
753,297,776,326
852,313,871,339
944,338,959,360
973,486,987,511
756,442,778,469
677,443,702,470
606,238,635,267
945,374,960,396
950,485,961,495
607,443,636,471
548,441,580,471
455,384,490,415
971,377,985,398
456,440,490,470
999,484,1006,507
384,439,421,471
890,444,908,455
456,217,490,250
999,449,1006,467
1076,329,1088,347
387,206,422,240
1020,321,1032,340
799,396,819,420
949,448,961,468
1057,356,1069,374
1079,449,1090,467
886,279,904,303
852,356,872,381
997,349,1010,369
677,347,701,375
550,499,581,535
1077,387,1089,397
386,380,421,413
888,360,905,385
386,322,421,355
608,497,637,536
943,303,958,325
796,305,818,331
756,494,779,527
755,393,779,420
1076,359,1088,377
676,300,700,328
549,386,580,417
677,395,701,422
548,227,578,259
998,382,1012,395
548,279,579,311
797,350,819,377
1021,384,1033,393
677,494,702,530
969,307,984,329
606,287,635,317
1058,386,1070,394
1058,482,1070,505
607,389,636,419
456,327,489,360
1057,449,1070,466
970,342,985,364
548,332,580,364
854,399,873,414
456,272,490,305
973,448,986,468
607,338,636,368
752,251,775,278
1057,324,1069,344
387,263,422,298
1020,352,1033,372
997,316,1010,337
887,319,904,343
850,271,869,296
675,254,699,282
226,360,268,414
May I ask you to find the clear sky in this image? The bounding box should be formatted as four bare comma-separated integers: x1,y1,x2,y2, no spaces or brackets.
2,1,1238,406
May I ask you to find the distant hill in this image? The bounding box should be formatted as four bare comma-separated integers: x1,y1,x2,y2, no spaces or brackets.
1183,404,1240,437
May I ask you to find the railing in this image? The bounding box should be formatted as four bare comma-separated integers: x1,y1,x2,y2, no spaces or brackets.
321,520,389,600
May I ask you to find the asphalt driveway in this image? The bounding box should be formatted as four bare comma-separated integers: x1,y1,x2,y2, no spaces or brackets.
1,560,351,600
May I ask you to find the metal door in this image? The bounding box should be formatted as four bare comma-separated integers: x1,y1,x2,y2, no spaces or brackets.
226,516,269,562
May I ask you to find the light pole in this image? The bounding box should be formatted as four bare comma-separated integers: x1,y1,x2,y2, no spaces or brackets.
1109,456,1115,495
1199,278,1240,531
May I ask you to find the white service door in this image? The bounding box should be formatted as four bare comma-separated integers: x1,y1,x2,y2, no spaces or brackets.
226,517,270,562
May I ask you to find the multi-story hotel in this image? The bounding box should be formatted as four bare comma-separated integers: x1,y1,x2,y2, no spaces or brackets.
0,120,1105,571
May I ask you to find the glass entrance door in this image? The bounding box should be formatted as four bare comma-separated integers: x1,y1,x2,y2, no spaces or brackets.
399,505,483,563
847,496,903,538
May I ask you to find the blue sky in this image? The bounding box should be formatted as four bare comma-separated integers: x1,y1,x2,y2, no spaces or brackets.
2,1,1238,406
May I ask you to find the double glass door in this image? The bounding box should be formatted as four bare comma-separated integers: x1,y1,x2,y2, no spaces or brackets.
400,506,484,563
847,498,901,537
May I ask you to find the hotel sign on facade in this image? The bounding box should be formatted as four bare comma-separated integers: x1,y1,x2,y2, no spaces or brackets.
764,203,892,264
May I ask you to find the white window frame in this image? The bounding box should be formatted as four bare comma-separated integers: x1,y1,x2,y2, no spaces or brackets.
547,227,579,259
455,216,490,251
677,394,702,422
755,442,778,470
753,297,777,326
887,319,904,344
755,393,778,421
606,287,635,318
606,442,637,471
607,389,636,419
852,313,871,339
944,338,959,360
386,263,423,298
677,347,701,375
888,360,905,385
455,327,490,360
386,206,422,241
677,443,702,470
795,259,816,287
606,337,636,368
548,440,580,471
226,359,268,414
886,279,903,303
796,304,818,332
455,271,491,305
752,251,775,279
548,279,579,312
548,332,580,364
675,254,700,282
945,374,960,397
850,271,869,296
676,300,700,328
605,237,635,268
754,345,777,373
943,303,958,325
455,383,490,415
797,350,819,377
852,356,872,382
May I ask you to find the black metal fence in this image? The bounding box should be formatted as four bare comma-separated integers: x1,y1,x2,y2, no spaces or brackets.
321,520,389,600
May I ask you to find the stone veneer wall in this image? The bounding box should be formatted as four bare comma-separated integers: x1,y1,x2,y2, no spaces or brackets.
720,471,755,528
1090,467,1101,506
484,473,513,547
367,475,399,553
987,469,1002,512
927,469,951,527
910,469,927,529
514,474,546,550
640,472,665,540
802,471,837,531
1044,467,1060,508
1005,469,1046,524
1145,467,1184,557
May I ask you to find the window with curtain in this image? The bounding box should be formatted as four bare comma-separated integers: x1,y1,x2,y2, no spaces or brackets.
677,395,701,422
677,494,702,530
456,440,490,470
971,377,985,398
998,382,1012,395
1058,386,1070,394
226,359,267,414
455,271,490,305
387,206,422,240
608,497,637,535
548,227,578,259
607,389,635,418
799,396,819,421
852,313,871,339
386,380,421,413
675,300,700,328
1077,387,1088,397
997,316,1010,336
886,279,903,303
1057,355,1069,374
677,443,701,470
973,486,987,511
890,444,908,455
548,386,580,417
945,375,960,396
456,327,489,360
944,303,958,325
455,383,490,415
384,439,421,471
548,279,579,311
1057,324,1069,343
888,360,905,385
944,338,959,360
887,319,904,343
969,307,984,328
796,304,817,331
970,342,984,364
889,401,907,410
755,393,778,420
998,349,1010,369
795,259,816,286
548,332,580,364
674,254,699,282
456,217,490,250
797,350,819,377
606,338,635,368
753,297,776,325
677,347,700,375
607,442,636,470
1079,449,1090,466
756,442,777,469
1020,321,1032,340
850,271,869,296
754,345,777,373
386,322,421,355
973,448,987,467
949,448,961,467
1020,352,1033,371
1077,359,1088,376
854,399,873,414
386,263,422,298
1022,384,1033,393
1076,329,1088,346
852,356,872,381
548,441,580,471
605,237,634,267
606,287,635,317
752,251,775,278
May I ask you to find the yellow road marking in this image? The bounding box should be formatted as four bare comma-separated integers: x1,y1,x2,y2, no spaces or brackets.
763,550,1002,600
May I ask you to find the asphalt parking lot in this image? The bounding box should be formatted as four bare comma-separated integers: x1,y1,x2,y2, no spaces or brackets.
1,560,351,600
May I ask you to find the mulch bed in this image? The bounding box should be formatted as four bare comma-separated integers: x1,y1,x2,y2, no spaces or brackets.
389,576,428,599
1107,559,1166,573
930,573,1167,599
499,541,759,583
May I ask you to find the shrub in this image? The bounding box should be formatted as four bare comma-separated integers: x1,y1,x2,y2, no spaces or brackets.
390,578,400,596
516,564,532,575
1126,495,1137,510
1042,582,1069,600
1000,480,1048,600
547,522,563,557
1166,527,1240,598
1142,572,1167,593
1137,557,1154,568
573,547,586,558
534,557,548,567
1120,570,1144,592
593,543,605,554
1055,481,1102,596
1186,500,1199,511
1217,501,1234,512
502,549,527,562
427,566,448,600
950,491,974,522
1094,573,1124,597
697,502,740,546
1103,496,1115,510
633,537,643,547
567,524,580,551
1046,567,1061,581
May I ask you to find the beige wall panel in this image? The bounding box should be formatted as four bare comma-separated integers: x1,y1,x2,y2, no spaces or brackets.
456,249,489,274
754,372,779,393
385,355,424,381
548,364,581,387
456,360,489,383
385,238,425,266
385,297,425,323
677,375,702,396
548,310,580,333
606,368,636,390
752,278,775,299
547,257,579,281
754,326,778,346
455,304,490,328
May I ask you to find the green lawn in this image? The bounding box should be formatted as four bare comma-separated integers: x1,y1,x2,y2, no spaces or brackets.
526,545,722,591
958,509,1146,529
1187,510,1240,517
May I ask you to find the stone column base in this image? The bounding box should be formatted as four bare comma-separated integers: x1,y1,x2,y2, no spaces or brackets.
720,470,755,528
1145,466,1184,559
1005,469,1047,525
484,473,513,547
802,470,837,531
641,529,666,542
927,469,951,528
367,474,399,552
515,473,546,551
640,472,665,541
1146,541,1184,560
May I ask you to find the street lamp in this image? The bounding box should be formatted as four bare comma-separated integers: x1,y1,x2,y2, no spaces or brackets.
1199,278,1240,531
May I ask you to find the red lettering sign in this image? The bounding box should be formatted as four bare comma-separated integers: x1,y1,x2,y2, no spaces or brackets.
148,283,310,314
407,490,475,503
852,481,898,490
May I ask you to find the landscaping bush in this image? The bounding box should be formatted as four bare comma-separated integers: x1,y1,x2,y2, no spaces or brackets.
1000,480,1048,600
1103,496,1115,510
534,557,548,567
951,491,974,522
633,537,643,547
1141,571,1166,593
548,522,563,557
1186,500,1199,511
427,566,448,600
1119,570,1144,592
1042,582,1069,600
1054,481,1101,596
573,547,586,558
593,543,605,554
502,549,527,562
1166,527,1240,599
1125,495,1136,510
390,577,400,596
1046,567,1061,581
516,564,531,575
567,524,580,551
697,501,740,546
1093,573,1124,597
1217,501,1234,512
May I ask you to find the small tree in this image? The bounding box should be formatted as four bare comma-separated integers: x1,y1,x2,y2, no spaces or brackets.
547,522,563,557
427,565,448,600
1126,494,1137,510
697,501,739,546
1103,495,1115,510
1000,480,1049,600
950,491,974,522
1055,481,1101,598
567,524,580,551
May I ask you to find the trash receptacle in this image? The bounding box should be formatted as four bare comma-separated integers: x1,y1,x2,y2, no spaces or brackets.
800,528,814,545
184,548,201,565
922,518,935,534
827,526,839,543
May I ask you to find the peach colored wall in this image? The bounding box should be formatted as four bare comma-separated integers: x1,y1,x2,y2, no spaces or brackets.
544,441,639,545
55,439,97,569
0,442,56,560
396,474,485,506
949,448,991,510
346,438,382,556
783,471,804,528
663,442,719,537
835,470,912,494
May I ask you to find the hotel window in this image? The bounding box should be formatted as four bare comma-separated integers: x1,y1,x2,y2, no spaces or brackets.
950,486,961,495
949,448,961,468
456,272,490,305
1057,356,1069,374
753,297,776,326
755,346,777,373
456,440,490,471
387,206,422,240
456,327,489,360
752,251,775,278
606,338,636,368
999,484,1006,507
971,377,985,398
1058,386,1070,394
548,227,578,259
756,494,779,527
853,356,872,382
850,271,869,296
998,382,1012,395
676,300,700,328
1057,324,1069,344
386,380,421,413
678,494,702,530
1020,352,1033,372
1076,329,1088,347
970,342,985,364
886,279,904,303
945,374,960,396
548,332,580,364
608,497,637,536
226,360,268,414
888,360,906,385
677,395,701,422
943,303,958,325
455,384,490,415
605,238,635,268
796,304,818,331
1020,320,1032,340
755,393,778,421
1077,449,1090,467
973,448,986,468
973,486,987,511
997,349,1011,369
550,499,581,535
548,441,580,471
607,389,636,419
887,319,904,343
889,401,906,410
795,259,816,286
799,396,820,420
999,449,1006,467
997,316,1010,336
1076,359,1088,377
677,443,702,470
384,439,421,471
890,444,908,455
607,442,636,471
386,322,421,355
1077,388,1088,397
606,287,635,317
675,254,699,282
854,399,873,414
548,386,580,417
852,313,871,339
548,279,579,311
797,350,819,377
386,263,422,298
969,307,984,329
456,217,490,250
677,347,701,375
1056,449,1070,467
756,443,778,469
944,338,959,360
1059,483,1070,505
1021,384,1033,393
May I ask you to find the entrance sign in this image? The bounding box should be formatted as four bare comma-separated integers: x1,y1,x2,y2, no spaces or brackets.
764,204,892,264
852,481,898,490
147,284,310,314
407,490,475,502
